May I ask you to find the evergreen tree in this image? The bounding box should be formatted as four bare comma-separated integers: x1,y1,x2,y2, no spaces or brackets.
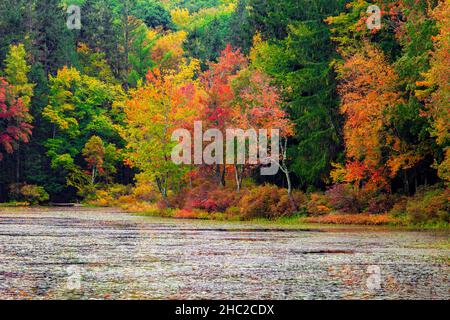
28,0,77,75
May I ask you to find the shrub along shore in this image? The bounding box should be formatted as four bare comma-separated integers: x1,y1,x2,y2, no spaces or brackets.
80,182,448,228
2,182,448,228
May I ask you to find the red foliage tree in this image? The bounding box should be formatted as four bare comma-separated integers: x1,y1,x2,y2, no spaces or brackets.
201,44,247,128
200,44,247,186
0,77,32,161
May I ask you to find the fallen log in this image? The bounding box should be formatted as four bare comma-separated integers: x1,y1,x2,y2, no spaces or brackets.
49,203,83,207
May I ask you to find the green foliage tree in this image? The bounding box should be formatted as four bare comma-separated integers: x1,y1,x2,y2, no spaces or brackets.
164,0,223,13
249,2,346,189
325,0,402,58
79,0,123,77
28,0,77,75
185,14,232,65
132,0,174,29
128,22,156,87
42,67,124,197
230,0,347,52
0,0,27,66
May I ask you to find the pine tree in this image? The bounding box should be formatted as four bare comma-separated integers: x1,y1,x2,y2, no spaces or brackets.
29,0,76,75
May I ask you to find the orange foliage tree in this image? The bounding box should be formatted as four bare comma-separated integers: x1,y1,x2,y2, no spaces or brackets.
231,68,294,193
334,43,401,191
122,64,205,204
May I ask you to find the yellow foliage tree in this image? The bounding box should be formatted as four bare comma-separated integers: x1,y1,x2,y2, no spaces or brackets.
416,0,450,183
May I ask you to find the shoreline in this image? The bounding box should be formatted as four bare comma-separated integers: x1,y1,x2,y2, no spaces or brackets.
1,205,449,231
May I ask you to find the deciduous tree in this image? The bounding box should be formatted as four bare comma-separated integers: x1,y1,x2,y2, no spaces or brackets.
122,63,205,203
335,43,400,191
0,78,32,160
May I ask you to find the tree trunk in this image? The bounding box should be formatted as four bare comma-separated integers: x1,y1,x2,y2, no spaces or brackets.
234,165,240,193
91,166,96,185
16,145,20,183
280,137,297,211
155,176,169,207
234,164,244,193
403,170,410,195
285,168,292,196
220,165,226,187
123,1,130,89
216,164,221,186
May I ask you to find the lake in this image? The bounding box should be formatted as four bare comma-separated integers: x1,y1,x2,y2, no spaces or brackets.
0,207,448,299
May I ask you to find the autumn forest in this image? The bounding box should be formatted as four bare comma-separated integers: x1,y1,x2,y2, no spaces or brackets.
0,0,448,226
